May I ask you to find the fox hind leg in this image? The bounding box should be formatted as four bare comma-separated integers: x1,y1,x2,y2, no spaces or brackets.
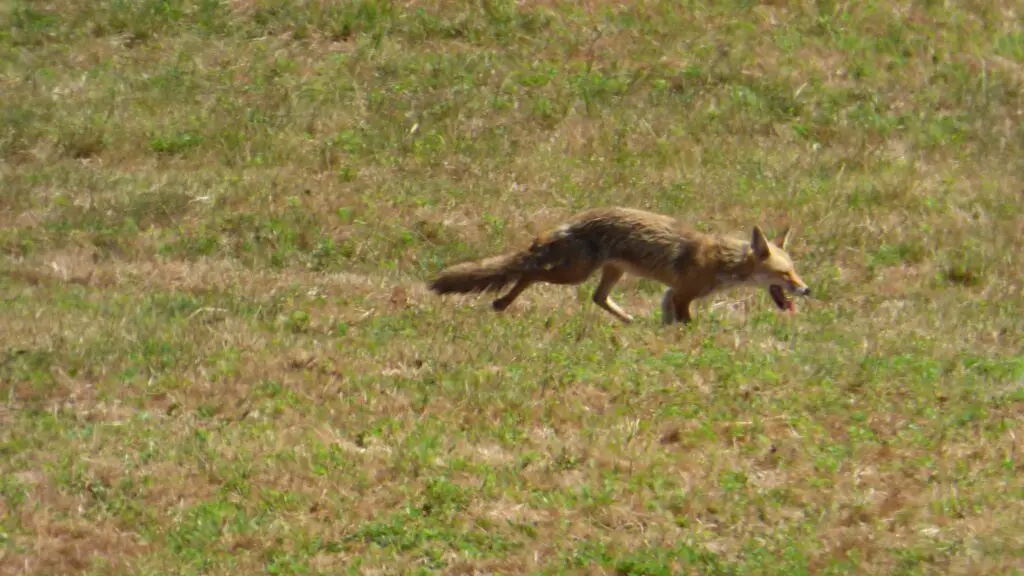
492,276,535,311
492,257,599,312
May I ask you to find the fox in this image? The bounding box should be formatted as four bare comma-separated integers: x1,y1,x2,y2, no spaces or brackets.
427,207,811,325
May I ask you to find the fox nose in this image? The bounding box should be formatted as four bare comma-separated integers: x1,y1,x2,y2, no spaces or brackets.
789,282,810,297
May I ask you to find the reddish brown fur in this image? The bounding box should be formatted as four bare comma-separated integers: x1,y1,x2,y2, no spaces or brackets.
427,207,810,324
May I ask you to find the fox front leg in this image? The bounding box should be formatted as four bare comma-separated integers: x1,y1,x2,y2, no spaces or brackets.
660,288,676,325
660,287,693,325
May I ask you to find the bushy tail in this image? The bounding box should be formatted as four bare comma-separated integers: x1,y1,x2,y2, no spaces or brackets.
428,251,531,295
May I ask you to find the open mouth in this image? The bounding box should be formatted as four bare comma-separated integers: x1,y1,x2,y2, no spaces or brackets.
769,285,794,311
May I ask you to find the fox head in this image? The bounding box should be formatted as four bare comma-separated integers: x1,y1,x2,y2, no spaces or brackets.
750,226,811,311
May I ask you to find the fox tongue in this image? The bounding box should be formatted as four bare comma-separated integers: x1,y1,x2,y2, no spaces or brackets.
769,285,794,312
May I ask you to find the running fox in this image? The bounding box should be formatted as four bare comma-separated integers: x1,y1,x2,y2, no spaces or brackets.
427,207,811,325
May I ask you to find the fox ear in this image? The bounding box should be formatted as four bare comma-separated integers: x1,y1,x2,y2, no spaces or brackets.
775,226,792,250
751,226,771,259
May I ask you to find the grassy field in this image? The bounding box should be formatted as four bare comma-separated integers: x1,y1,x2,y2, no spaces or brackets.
2,0,1023,574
